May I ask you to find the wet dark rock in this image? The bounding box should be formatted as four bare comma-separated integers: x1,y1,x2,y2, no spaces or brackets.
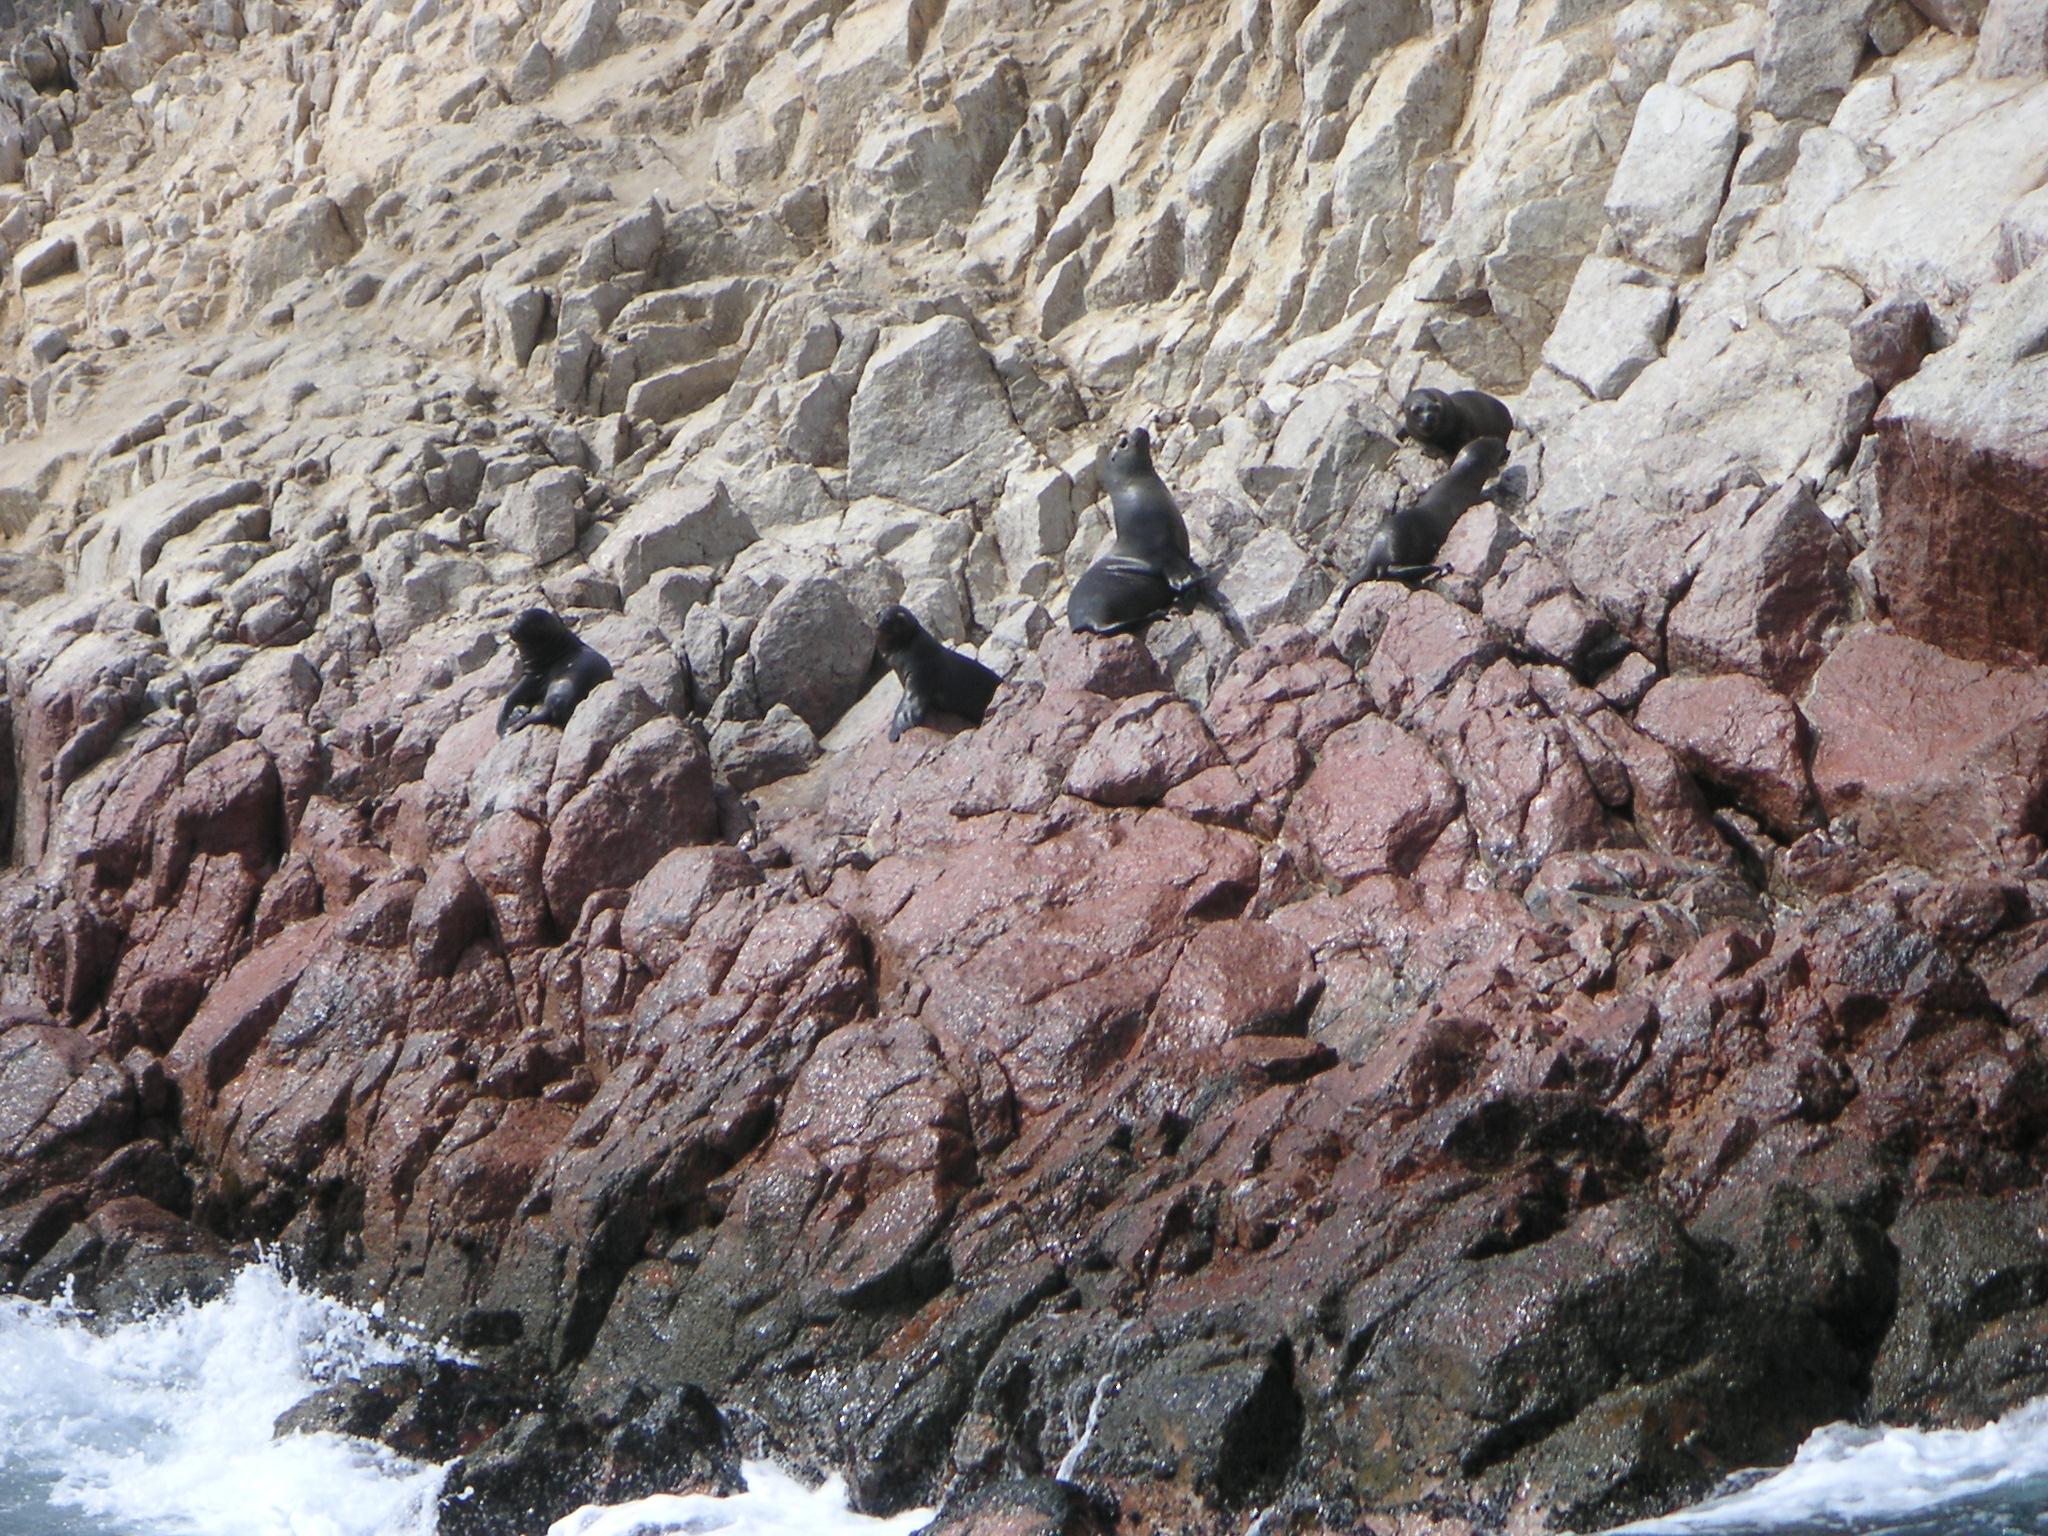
437,1384,740,1536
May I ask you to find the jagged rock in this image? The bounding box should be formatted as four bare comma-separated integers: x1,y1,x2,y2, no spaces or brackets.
1870,266,2048,665
594,480,756,595
241,198,357,308
1542,258,1675,401
749,575,875,734
1757,0,1879,121
1665,481,1851,693
710,704,822,791
485,466,583,564
846,316,1032,513
1804,626,2048,872
1637,674,1820,838
1980,0,2048,75
1604,84,1742,275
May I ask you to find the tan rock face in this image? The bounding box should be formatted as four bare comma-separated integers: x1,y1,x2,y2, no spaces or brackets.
2,0,2048,1529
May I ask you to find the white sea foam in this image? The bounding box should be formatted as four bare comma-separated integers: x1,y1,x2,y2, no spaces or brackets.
1615,1397,2048,1533
0,1263,933,1536
546,1461,933,1536
0,1263,444,1536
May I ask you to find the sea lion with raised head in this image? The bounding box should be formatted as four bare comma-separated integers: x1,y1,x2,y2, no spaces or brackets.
1355,436,1509,586
1102,425,1201,594
1396,387,1515,458
876,604,1002,741
498,608,613,734
1069,425,1210,635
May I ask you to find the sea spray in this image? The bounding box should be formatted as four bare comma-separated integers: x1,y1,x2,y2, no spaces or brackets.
0,1264,443,1536
547,1461,933,1536
1613,1397,2048,1534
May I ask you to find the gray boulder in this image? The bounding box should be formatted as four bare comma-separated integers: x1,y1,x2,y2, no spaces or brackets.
847,316,1031,513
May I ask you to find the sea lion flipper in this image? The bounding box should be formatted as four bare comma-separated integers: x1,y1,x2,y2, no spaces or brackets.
889,688,926,743
497,675,544,735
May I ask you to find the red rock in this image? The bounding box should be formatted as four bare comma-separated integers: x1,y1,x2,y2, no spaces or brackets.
467,811,552,950
1286,716,1462,886
619,846,763,974
410,856,492,978
1064,692,1226,807
294,798,392,910
149,739,282,902
30,898,122,1021
1584,711,1734,865
1037,630,1166,697
1331,582,1407,667
1805,627,2048,871
1665,482,1852,694
336,878,421,949
542,719,718,931
1410,661,1613,879
1850,296,1933,396
1238,736,1311,804
49,739,185,894
166,917,333,1104
1160,764,1262,830
1153,920,1320,1048
1203,628,1369,763
1870,296,2048,666
11,629,159,865
0,1021,134,1168
1636,673,1819,838
1364,589,1507,717
1220,1033,1338,1083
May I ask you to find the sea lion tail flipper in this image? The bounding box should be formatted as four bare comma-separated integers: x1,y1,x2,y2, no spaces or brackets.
1192,572,1251,647
1386,563,1449,585
1162,552,1205,595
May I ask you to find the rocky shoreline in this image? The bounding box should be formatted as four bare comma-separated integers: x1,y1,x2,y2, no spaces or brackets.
0,0,2046,1532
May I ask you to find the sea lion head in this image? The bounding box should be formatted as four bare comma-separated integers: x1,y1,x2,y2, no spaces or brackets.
875,604,923,655
1107,425,1155,477
1400,388,1451,444
1456,436,1510,479
508,607,577,667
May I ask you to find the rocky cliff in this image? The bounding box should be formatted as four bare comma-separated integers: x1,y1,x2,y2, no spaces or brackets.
1,0,2047,1531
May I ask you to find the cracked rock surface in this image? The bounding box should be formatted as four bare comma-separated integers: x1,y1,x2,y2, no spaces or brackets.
0,0,2045,1532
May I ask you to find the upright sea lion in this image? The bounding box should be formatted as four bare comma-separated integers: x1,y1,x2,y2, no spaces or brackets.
1069,425,1211,635
876,605,1002,741
1102,425,1201,594
497,608,613,734
1396,387,1515,458
1355,436,1509,586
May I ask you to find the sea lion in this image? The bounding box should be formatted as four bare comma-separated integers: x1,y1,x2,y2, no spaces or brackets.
1355,436,1509,586
1396,387,1515,458
876,604,1002,741
497,608,613,734
1067,555,1182,636
1069,425,1210,636
1102,425,1201,594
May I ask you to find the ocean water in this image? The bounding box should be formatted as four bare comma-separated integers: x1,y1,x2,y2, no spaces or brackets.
5,1264,2048,1536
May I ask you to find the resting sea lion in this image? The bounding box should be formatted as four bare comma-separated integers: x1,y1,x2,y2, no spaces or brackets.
1355,436,1509,586
876,605,1001,741
1396,387,1515,458
497,608,613,734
